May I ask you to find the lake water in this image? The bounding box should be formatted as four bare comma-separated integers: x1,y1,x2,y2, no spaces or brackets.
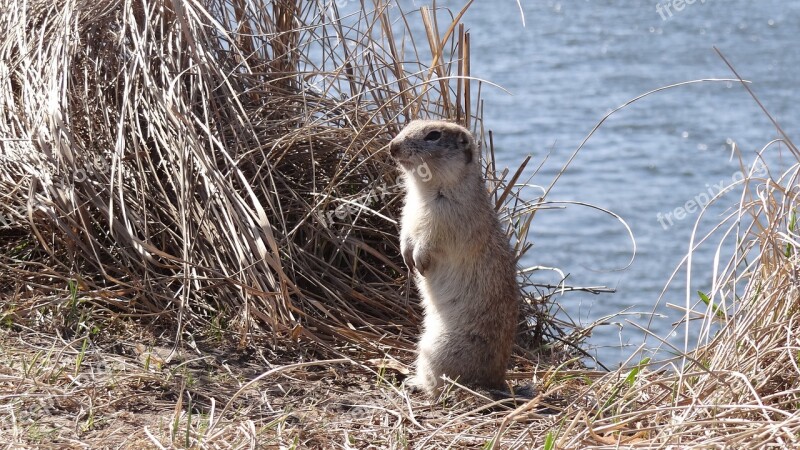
451,0,800,367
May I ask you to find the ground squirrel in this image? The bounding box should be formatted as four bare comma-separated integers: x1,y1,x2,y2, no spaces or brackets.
389,120,520,396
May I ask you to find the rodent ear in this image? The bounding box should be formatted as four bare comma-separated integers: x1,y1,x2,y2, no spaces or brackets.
458,130,473,164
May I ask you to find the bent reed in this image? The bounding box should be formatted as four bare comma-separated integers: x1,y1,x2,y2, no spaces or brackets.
1,0,799,448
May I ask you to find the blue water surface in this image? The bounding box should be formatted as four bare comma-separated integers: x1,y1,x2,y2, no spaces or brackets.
454,0,799,367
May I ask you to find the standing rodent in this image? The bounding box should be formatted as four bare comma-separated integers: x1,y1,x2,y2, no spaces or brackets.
389,120,520,396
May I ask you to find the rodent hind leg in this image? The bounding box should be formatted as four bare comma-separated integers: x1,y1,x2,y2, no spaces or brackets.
427,332,505,390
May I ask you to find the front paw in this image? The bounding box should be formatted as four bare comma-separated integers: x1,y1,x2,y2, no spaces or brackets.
413,247,431,276
401,241,415,274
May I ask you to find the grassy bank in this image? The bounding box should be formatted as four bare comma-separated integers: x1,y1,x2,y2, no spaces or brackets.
1,0,799,448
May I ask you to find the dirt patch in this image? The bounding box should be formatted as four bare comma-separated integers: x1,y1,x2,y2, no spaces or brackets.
0,319,571,449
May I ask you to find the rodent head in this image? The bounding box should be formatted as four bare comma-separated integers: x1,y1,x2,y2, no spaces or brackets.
389,120,478,187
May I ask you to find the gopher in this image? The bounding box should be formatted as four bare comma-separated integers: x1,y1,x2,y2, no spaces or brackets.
389,120,519,396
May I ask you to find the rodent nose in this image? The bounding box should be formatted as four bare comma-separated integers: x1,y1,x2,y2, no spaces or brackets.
389,140,400,157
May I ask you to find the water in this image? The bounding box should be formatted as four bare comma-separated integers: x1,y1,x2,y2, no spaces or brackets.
450,0,800,367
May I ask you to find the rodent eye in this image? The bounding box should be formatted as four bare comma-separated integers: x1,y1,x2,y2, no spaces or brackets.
424,130,441,141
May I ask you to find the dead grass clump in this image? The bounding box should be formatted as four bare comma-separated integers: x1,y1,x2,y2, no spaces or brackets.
0,0,566,360
0,3,582,447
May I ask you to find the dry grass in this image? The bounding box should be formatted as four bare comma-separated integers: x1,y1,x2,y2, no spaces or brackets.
1,0,799,448
0,0,569,359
